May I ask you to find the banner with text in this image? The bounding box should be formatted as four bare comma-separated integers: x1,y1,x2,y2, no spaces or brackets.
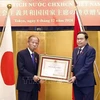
0,0,100,26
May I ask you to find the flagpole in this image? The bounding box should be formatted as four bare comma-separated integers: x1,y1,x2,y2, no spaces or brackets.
0,4,12,46
74,0,85,32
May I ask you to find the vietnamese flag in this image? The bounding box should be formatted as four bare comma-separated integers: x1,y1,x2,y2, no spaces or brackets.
0,9,16,100
72,0,85,100
73,0,84,48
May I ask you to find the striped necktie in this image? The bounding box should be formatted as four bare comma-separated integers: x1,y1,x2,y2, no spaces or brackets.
31,53,36,70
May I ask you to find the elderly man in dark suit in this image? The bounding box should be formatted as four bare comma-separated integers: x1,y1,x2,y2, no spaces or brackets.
69,32,96,100
16,35,40,100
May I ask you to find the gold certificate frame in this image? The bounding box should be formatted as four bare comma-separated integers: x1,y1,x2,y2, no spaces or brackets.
38,55,72,82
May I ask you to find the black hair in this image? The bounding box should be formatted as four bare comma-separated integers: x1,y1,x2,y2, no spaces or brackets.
77,31,88,40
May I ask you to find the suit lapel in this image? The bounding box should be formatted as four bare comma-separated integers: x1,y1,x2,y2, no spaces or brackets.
76,52,82,63
26,49,34,65
26,49,39,74
26,49,38,65
74,48,78,64
75,44,89,64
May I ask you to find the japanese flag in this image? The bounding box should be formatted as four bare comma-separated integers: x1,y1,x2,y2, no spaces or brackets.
0,12,16,100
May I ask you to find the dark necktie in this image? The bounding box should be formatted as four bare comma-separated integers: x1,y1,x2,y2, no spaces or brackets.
31,53,36,70
78,48,81,55
76,48,81,59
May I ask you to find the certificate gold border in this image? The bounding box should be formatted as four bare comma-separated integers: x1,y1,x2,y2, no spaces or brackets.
38,55,72,82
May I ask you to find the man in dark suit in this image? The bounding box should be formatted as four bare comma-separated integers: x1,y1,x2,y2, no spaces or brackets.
16,35,40,100
69,32,96,100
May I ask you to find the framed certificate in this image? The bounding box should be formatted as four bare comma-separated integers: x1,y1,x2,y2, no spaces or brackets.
38,55,72,82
